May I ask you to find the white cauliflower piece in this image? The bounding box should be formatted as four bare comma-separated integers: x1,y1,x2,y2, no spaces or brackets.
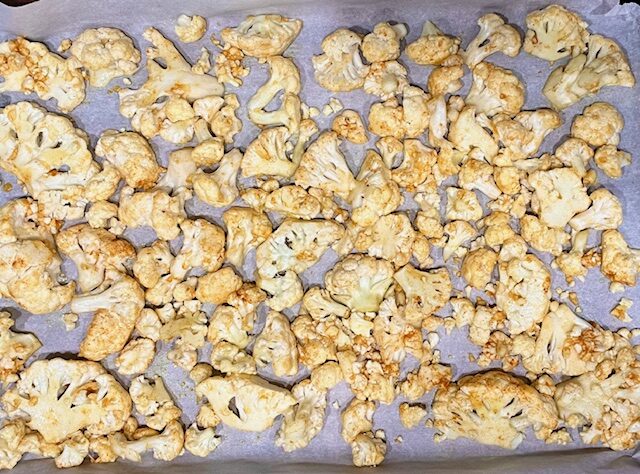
118,187,187,241
354,213,415,268
102,420,184,462
611,298,633,322
95,130,163,190
0,37,85,112
463,14,522,68
247,56,301,133
69,28,140,87
196,374,296,432
256,219,344,311
310,361,343,391
175,15,207,43
496,254,551,334
192,149,242,207
260,185,321,220
351,432,386,467
461,247,498,289
554,230,590,285
466,62,525,117
406,21,460,66
214,44,248,87
312,28,369,92
569,188,622,231
445,187,483,222
221,15,302,58
0,312,41,385
528,168,591,228
54,432,89,468
399,403,427,429
253,311,299,377
86,201,119,229
115,338,155,376
523,5,589,61
210,342,257,375
458,158,501,200
554,138,594,177
223,207,272,269
601,230,640,287
362,22,406,63
432,370,560,449
241,127,297,179
442,220,477,261
1,358,131,444
595,145,631,179
325,254,394,313
391,139,437,192
302,287,349,320
368,98,405,139
332,109,368,144
520,215,570,256
184,424,220,457
543,35,635,110
570,102,624,148
276,379,327,452
394,264,451,327
363,60,408,100
128,375,177,419
402,86,431,139
171,218,225,279
294,131,356,200
196,267,243,305
493,109,562,161
133,240,173,291
135,308,162,342
448,106,498,161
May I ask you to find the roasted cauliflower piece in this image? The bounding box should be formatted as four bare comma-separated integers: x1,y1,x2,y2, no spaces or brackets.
0,312,40,385
1,358,131,444
95,420,184,462
600,230,640,287
223,206,272,270
362,22,407,63
184,424,220,457
351,431,386,467
253,311,299,377
363,60,408,100
465,62,525,117
523,5,589,62
332,109,368,144
463,14,521,68
461,247,498,289
0,37,85,112
221,14,302,58
432,371,560,449
354,213,415,268
276,379,327,452
69,27,140,87
115,338,156,376
569,188,622,232
312,28,369,92
192,149,242,207
543,35,635,110
394,264,452,327
175,14,207,43
448,106,498,161
594,145,631,179
406,21,460,66
570,102,624,148
118,187,187,241
493,108,562,161
196,374,296,432
520,215,569,256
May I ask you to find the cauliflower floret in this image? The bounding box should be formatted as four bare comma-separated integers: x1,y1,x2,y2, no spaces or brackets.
458,158,501,200
256,219,344,311
196,374,296,432
325,254,394,313
184,424,220,457
1,358,131,444
192,149,242,207
462,247,497,289
391,139,437,192
432,370,560,449
594,145,631,179
133,240,173,292
210,342,257,375
442,220,476,261
466,62,525,117
362,22,406,63
223,207,272,269
241,127,298,179
351,432,386,467
260,185,321,220
128,375,179,427
135,308,162,342
55,224,136,293
368,98,405,140
214,44,248,87
363,61,408,100
95,130,163,190
554,230,590,285
0,239,75,314
115,338,155,376
311,361,343,391
312,28,369,92
569,188,622,231
528,168,591,228
600,230,640,287
445,187,483,222
496,254,551,334
294,131,356,200
53,431,89,468
399,403,427,429
493,109,562,161
463,14,522,68
0,312,40,385
406,21,460,66
611,298,633,322
302,287,349,320
196,267,243,305
101,420,184,462
86,201,119,229
523,5,589,61
554,138,593,177
175,14,207,43
248,56,301,133
118,187,187,241
276,379,327,452
69,28,140,87
543,35,635,110
160,306,207,363
221,15,302,58
394,264,451,327
254,311,299,377
171,218,225,279
354,213,415,268
341,398,375,443
571,102,624,148
71,272,145,360
402,86,431,139
520,215,570,256
0,37,85,112
448,106,498,161
332,109,368,144
292,314,348,369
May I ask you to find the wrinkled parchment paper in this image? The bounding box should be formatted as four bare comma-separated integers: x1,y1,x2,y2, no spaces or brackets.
1,0,640,472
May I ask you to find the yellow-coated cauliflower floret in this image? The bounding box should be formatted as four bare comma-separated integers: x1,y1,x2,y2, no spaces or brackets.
115,338,156,376
432,370,560,449
465,62,525,117
570,102,624,148
312,29,369,92
191,149,242,207
184,424,220,458
493,108,562,161
254,311,299,377
600,230,640,287
174,14,207,43
594,145,631,179
391,139,437,192
0,37,85,112
118,187,187,241
554,137,593,177
69,27,140,87
463,14,521,68
406,21,460,66
351,431,386,467
520,214,569,256
394,264,451,327
214,44,248,87
362,22,407,63
524,5,589,61
368,98,405,140
276,379,327,452
445,187,483,222
363,61,408,100
354,213,415,268
461,247,497,289
0,311,41,385
223,206,272,270
171,218,225,279
196,267,243,305
569,188,622,232
221,14,302,58
448,106,498,161
332,109,368,144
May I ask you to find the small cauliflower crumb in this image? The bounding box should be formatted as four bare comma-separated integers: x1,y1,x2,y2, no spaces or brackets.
611,298,633,322
62,313,78,331
399,403,427,429
175,15,207,43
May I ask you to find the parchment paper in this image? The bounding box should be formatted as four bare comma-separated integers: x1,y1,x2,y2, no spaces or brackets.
1,0,640,472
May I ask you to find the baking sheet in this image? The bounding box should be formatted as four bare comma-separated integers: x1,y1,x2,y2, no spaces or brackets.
1,0,640,472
